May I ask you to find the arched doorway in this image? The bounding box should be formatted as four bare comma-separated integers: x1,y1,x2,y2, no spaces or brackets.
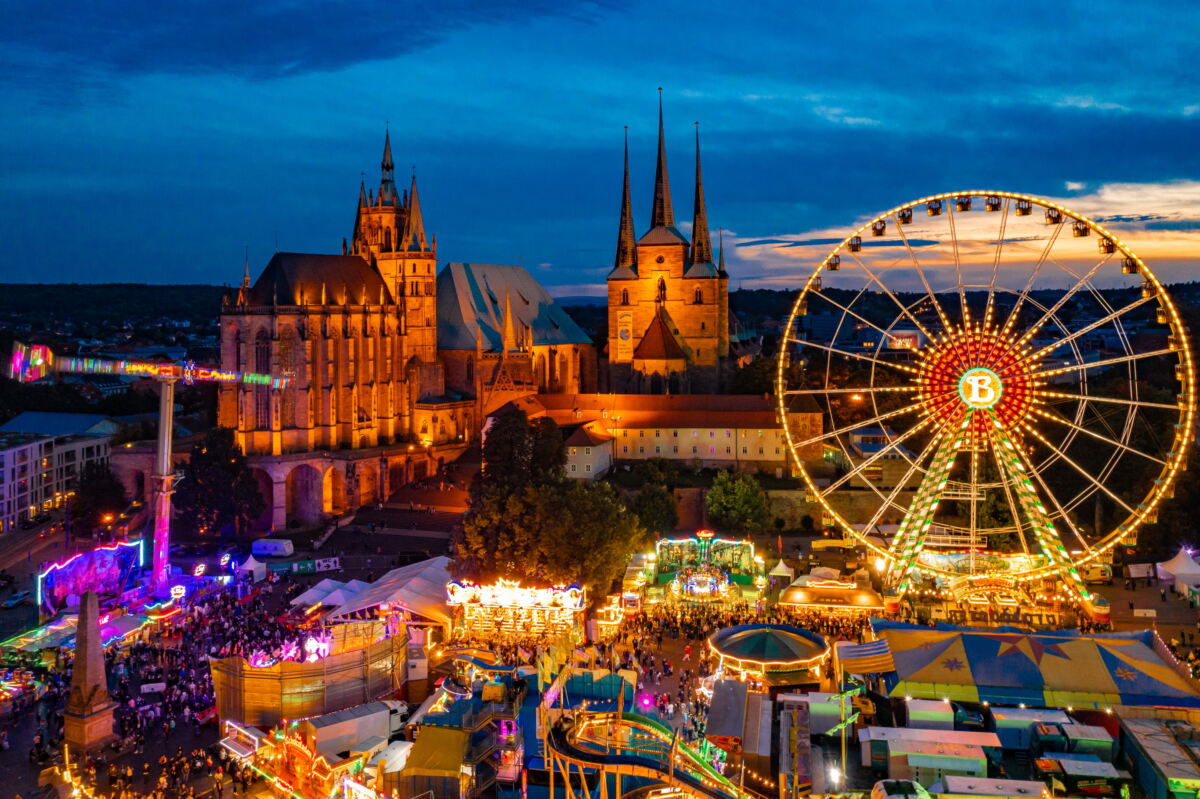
286,464,323,526
323,466,347,516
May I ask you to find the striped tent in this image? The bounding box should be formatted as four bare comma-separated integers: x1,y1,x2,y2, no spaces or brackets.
870,620,1200,709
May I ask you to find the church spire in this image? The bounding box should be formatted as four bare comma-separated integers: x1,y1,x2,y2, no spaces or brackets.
613,127,637,274
402,171,428,251
650,88,675,230
719,228,728,276
235,247,251,306
378,128,397,205
689,123,713,265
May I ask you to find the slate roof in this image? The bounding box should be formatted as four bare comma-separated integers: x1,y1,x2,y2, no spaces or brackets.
436,263,592,350
633,309,688,360
0,412,119,437
246,252,393,306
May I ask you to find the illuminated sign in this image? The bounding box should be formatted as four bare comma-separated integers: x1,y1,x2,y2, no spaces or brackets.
170,585,186,600
193,563,207,577
958,367,1003,409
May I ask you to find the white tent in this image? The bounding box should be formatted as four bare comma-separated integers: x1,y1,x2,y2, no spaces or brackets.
769,560,795,580
239,555,267,583
341,579,371,595
327,556,453,629
1157,548,1200,591
318,587,357,607
290,579,346,606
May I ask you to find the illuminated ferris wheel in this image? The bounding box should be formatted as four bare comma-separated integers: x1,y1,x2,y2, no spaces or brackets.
774,191,1195,609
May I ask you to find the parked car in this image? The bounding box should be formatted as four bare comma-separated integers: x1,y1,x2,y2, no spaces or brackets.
3,591,32,608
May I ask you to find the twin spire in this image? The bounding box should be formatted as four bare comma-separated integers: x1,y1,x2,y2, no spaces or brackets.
611,92,718,277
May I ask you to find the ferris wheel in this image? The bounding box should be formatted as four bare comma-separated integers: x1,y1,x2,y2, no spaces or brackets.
774,191,1195,609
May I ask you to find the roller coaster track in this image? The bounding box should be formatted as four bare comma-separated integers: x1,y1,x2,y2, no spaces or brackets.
545,711,760,799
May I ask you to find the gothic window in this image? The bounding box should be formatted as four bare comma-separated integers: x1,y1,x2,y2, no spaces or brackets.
657,279,667,302
621,289,629,305
465,357,474,385
384,228,392,252
279,329,299,428
254,330,271,429
232,329,243,373
694,288,702,304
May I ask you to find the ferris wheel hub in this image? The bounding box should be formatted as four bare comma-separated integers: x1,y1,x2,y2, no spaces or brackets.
958,367,1004,410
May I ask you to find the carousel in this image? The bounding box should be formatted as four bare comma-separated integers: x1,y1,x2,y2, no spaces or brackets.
648,530,765,605
708,623,830,692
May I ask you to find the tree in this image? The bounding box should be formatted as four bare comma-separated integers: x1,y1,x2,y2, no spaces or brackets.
173,427,265,537
633,484,678,535
69,462,126,532
706,470,769,535
457,480,650,603
529,417,566,484
481,409,534,490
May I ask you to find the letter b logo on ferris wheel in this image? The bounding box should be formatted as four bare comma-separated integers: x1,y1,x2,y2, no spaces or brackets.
959,367,1003,409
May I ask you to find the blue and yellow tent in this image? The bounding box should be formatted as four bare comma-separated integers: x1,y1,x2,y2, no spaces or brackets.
870,620,1200,709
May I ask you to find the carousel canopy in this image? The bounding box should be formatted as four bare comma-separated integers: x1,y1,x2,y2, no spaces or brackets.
327,556,452,626
872,620,1200,709
709,624,829,670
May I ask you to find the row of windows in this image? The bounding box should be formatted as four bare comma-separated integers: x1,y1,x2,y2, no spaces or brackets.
569,464,594,473
621,445,783,456
621,429,781,438
568,447,593,456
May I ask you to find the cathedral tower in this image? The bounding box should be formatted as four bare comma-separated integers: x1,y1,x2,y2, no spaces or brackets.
350,131,439,364
607,97,729,393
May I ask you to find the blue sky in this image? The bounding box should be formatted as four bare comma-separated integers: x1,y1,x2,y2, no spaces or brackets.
1,0,1197,295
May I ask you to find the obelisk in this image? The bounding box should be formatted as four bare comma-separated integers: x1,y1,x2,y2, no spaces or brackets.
62,591,116,751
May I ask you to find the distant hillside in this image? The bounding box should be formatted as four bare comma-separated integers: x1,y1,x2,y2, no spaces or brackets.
0,284,227,324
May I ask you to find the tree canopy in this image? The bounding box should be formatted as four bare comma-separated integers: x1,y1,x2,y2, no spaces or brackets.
706,470,770,535
173,427,265,537
457,410,649,603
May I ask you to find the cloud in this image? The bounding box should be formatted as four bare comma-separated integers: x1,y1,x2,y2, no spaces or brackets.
1065,181,1086,192
719,181,1200,292
1,0,615,83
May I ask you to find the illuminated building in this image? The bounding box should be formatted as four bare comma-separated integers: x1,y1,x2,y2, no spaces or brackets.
497,392,823,476
216,134,595,530
606,101,757,393
0,430,109,532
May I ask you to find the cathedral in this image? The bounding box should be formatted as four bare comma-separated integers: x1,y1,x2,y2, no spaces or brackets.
605,103,750,393
217,133,593,530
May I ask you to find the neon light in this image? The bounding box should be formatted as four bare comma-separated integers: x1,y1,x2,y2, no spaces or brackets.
193,563,207,577
220,553,231,567
36,539,144,608
170,585,186,600
446,578,584,610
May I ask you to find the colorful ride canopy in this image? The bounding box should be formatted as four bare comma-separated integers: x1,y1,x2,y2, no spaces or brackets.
871,620,1200,709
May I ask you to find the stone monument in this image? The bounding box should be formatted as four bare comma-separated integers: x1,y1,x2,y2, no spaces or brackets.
62,590,116,751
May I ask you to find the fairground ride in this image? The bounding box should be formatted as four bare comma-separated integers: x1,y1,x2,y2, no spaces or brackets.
8,342,289,594
774,191,1195,618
